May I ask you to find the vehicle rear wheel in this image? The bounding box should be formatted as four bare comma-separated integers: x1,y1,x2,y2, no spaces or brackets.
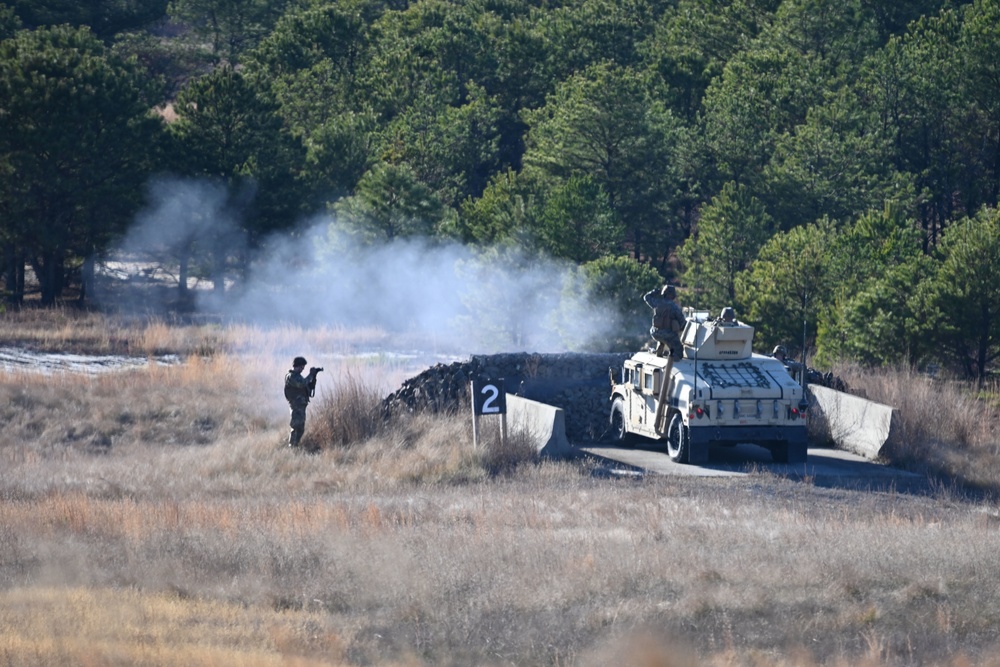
666,412,689,463
772,441,807,464
609,398,635,445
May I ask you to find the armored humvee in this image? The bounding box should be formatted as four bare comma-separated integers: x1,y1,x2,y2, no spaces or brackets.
609,310,808,464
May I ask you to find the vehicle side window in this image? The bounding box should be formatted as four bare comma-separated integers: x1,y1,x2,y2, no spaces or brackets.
644,372,654,392
631,365,642,388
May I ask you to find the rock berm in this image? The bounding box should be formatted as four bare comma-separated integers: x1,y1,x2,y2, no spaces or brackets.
382,352,630,443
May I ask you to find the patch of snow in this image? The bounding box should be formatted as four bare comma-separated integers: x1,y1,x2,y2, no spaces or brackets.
0,347,181,376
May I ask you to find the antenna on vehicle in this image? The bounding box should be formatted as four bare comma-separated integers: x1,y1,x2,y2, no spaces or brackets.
799,291,810,414
692,311,700,398
801,291,807,386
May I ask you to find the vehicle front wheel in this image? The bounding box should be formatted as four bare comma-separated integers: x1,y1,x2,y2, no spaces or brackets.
609,398,635,445
666,412,689,463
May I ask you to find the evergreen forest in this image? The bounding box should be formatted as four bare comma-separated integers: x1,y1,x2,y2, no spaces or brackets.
3,0,1000,379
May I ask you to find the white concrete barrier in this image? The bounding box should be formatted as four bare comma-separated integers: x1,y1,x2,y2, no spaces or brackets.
810,385,895,460
505,386,897,462
506,394,573,459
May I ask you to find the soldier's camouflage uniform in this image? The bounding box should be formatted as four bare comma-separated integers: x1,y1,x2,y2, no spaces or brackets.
284,367,314,447
644,288,686,359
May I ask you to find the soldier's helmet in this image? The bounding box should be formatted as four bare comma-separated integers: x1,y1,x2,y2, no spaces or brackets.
661,284,676,298
293,356,307,368
772,345,787,358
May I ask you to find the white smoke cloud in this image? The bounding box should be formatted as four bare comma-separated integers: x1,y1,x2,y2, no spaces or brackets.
125,177,236,253
219,220,618,353
105,176,622,355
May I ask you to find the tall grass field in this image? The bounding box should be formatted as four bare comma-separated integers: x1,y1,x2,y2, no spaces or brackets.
2,309,1000,666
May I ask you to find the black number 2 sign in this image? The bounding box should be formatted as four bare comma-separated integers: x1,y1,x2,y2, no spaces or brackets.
472,378,506,415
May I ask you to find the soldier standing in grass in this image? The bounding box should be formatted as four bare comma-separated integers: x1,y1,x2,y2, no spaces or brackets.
644,284,686,359
284,356,322,448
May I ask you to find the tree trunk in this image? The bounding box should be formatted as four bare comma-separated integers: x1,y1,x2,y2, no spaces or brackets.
14,250,24,304
38,253,67,304
37,250,61,305
56,254,65,298
79,255,95,304
3,244,14,303
178,243,190,298
213,247,226,298
28,255,43,303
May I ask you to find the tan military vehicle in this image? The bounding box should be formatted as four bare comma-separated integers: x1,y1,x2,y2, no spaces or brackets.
609,309,808,464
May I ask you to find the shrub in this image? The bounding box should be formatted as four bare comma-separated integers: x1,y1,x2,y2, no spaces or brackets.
304,372,386,450
476,419,539,475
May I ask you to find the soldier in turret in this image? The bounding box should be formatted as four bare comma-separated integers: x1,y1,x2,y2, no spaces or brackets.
643,284,686,359
771,344,804,382
284,356,323,448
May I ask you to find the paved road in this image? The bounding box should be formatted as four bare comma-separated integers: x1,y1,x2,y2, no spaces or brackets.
580,443,927,491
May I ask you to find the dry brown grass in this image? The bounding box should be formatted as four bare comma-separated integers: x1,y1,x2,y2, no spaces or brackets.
834,363,1000,492
0,587,345,666
4,317,1000,665
4,455,1000,665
